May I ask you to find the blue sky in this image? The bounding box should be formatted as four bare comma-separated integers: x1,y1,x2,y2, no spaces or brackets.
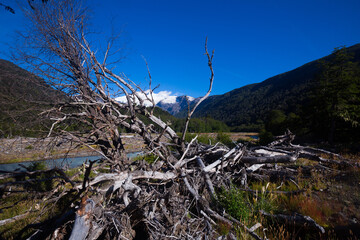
1,0,360,97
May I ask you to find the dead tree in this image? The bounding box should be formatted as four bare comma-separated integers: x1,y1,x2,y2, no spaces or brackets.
14,0,192,171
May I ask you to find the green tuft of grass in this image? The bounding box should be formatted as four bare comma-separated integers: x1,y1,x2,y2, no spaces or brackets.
217,184,277,224
133,153,158,164
217,186,251,222
25,145,34,150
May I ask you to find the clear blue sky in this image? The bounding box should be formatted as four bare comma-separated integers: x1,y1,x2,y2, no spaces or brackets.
1,0,360,97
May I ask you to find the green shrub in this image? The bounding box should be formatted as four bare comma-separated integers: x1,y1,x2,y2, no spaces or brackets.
197,134,215,145
26,161,47,171
217,186,251,222
258,129,273,145
236,137,255,145
184,133,197,143
216,132,235,148
217,184,277,223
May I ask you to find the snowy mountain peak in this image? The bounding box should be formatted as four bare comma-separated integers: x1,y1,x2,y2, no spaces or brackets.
157,95,197,115
115,91,196,114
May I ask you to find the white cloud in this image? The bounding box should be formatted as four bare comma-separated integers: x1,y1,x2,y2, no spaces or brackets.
115,90,180,106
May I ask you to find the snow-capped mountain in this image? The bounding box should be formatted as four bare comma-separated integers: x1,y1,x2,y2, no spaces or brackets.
115,90,197,115
157,95,197,115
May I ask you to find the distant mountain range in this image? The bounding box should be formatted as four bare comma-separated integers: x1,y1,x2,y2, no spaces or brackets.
174,43,360,129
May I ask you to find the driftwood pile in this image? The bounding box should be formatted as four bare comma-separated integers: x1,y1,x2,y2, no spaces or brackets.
1,130,350,239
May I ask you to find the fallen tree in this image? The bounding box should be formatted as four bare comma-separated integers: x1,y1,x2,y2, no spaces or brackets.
3,129,355,239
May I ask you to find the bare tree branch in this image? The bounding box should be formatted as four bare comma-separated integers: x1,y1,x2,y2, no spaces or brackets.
181,37,215,147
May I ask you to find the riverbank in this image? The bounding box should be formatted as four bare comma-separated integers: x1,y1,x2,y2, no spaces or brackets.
0,135,147,165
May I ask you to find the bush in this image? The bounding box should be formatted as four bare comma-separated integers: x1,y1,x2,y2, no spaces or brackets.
217,186,251,222
216,132,235,148
258,129,273,145
197,134,215,145
217,184,277,223
184,133,197,143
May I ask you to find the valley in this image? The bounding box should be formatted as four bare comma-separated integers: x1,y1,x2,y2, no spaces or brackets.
0,18,359,240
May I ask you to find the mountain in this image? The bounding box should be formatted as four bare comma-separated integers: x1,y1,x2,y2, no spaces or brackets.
0,59,64,137
115,90,197,115
177,44,360,130
0,60,64,101
156,95,197,115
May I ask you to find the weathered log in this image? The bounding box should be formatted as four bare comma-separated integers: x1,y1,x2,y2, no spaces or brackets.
260,210,325,233
0,211,30,226
83,170,177,192
298,152,344,165
246,164,265,173
196,156,216,198
241,154,298,164
3,129,350,239
174,135,198,169
268,129,295,146
122,174,141,206
69,196,95,240
203,146,242,172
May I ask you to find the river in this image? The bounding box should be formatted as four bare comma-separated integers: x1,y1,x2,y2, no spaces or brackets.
0,152,142,172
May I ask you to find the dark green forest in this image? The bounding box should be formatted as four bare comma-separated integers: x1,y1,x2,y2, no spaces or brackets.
260,47,360,146
176,44,360,146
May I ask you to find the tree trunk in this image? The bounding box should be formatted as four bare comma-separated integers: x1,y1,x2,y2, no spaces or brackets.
69,196,94,240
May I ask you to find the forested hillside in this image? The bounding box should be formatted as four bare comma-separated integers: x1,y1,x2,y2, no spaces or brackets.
179,44,360,127
0,59,65,137
179,44,360,143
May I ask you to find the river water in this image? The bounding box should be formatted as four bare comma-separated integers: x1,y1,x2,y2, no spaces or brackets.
0,152,142,172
